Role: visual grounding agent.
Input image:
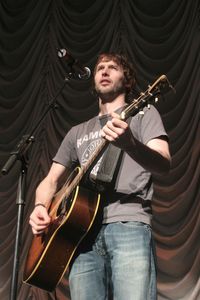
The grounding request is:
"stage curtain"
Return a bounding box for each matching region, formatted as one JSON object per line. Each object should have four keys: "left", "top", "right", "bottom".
{"left": 0, "top": 0, "right": 199, "bottom": 299}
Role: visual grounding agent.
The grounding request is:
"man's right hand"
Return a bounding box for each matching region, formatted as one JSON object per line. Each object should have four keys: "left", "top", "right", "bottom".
{"left": 29, "top": 205, "right": 51, "bottom": 235}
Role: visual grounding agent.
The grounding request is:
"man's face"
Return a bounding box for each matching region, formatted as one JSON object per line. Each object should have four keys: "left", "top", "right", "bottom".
{"left": 94, "top": 59, "right": 125, "bottom": 99}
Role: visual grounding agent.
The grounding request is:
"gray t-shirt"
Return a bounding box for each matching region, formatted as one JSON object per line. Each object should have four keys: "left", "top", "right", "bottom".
{"left": 53, "top": 105, "right": 167, "bottom": 225}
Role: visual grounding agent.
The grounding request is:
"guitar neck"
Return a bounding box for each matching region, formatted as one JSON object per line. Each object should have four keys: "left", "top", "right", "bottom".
{"left": 73, "top": 74, "right": 171, "bottom": 185}
{"left": 51, "top": 74, "right": 173, "bottom": 212}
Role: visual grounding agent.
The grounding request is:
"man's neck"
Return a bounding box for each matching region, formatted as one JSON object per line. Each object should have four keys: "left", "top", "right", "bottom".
{"left": 98, "top": 94, "right": 126, "bottom": 116}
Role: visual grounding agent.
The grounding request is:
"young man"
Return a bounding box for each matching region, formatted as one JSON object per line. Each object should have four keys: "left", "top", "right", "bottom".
{"left": 29, "top": 53, "right": 171, "bottom": 299}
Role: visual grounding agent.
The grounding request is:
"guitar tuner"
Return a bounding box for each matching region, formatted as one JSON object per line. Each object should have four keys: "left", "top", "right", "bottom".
{"left": 154, "top": 97, "right": 159, "bottom": 103}
{"left": 139, "top": 110, "right": 144, "bottom": 115}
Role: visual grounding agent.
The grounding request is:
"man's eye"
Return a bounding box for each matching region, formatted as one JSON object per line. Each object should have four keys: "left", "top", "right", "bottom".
{"left": 110, "top": 65, "right": 118, "bottom": 70}
{"left": 97, "top": 66, "right": 104, "bottom": 71}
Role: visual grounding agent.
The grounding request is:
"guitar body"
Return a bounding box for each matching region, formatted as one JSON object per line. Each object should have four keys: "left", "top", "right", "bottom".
{"left": 23, "top": 185, "right": 100, "bottom": 291}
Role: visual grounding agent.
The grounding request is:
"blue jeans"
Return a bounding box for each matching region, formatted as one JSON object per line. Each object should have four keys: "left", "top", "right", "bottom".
{"left": 69, "top": 222, "right": 157, "bottom": 300}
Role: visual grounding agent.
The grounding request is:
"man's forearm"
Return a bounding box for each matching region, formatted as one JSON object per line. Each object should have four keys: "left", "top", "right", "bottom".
{"left": 35, "top": 177, "right": 58, "bottom": 208}
{"left": 124, "top": 135, "right": 171, "bottom": 175}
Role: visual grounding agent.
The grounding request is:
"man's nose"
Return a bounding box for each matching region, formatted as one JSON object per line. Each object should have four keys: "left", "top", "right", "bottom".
{"left": 102, "top": 68, "right": 109, "bottom": 76}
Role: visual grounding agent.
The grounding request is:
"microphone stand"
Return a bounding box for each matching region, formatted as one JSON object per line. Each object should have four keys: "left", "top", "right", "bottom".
{"left": 1, "top": 73, "right": 73, "bottom": 300}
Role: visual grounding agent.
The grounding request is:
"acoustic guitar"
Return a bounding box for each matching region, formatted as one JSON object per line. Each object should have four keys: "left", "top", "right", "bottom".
{"left": 23, "top": 75, "right": 172, "bottom": 291}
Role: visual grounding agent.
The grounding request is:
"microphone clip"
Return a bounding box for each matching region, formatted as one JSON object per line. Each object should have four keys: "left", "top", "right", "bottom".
{"left": 57, "top": 48, "right": 91, "bottom": 80}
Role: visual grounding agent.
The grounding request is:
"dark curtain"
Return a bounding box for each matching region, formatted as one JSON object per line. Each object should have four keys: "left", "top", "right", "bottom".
{"left": 0, "top": 0, "right": 199, "bottom": 299}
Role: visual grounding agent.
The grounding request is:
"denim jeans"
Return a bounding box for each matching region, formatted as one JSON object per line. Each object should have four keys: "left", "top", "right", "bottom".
{"left": 69, "top": 221, "right": 157, "bottom": 300}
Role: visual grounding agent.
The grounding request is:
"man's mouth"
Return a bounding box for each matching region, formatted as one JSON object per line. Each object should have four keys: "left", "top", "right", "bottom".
{"left": 100, "top": 79, "right": 111, "bottom": 85}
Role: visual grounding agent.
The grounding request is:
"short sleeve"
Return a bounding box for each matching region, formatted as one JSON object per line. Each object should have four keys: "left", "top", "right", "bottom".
{"left": 53, "top": 127, "right": 78, "bottom": 168}
{"left": 138, "top": 105, "right": 168, "bottom": 145}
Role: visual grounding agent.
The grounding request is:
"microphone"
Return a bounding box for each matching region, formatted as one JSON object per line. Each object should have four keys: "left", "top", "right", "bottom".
{"left": 57, "top": 48, "right": 91, "bottom": 80}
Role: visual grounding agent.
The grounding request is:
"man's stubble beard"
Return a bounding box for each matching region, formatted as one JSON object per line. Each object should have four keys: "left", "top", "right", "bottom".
{"left": 95, "top": 81, "right": 126, "bottom": 103}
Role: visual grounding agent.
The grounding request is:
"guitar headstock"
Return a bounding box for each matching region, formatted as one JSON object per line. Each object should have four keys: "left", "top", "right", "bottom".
{"left": 120, "top": 74, "right": 175, "bottom": 120}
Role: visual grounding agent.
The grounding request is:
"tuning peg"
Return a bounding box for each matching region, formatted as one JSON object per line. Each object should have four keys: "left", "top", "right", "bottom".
{"left": 154, "top": 97, "right": 159, "bottom": 103}
{"left": 139, "top": 110, "right": 144, "bottom": 115}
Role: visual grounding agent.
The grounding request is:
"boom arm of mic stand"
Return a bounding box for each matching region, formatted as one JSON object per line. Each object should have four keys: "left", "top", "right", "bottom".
{"left": 1, "top": 135, "right": 34, "bottom": 175}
